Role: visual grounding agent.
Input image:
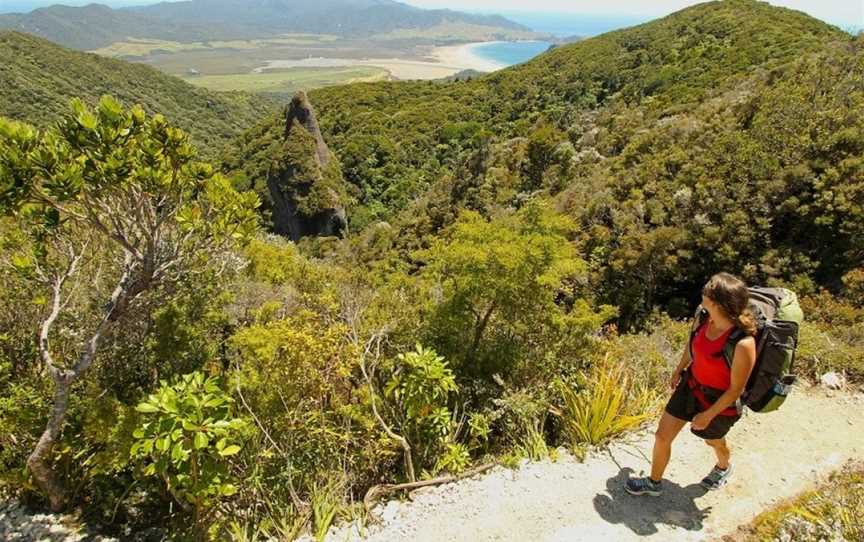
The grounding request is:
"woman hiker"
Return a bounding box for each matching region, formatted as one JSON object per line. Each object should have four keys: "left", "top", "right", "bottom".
{"left": 625, "top": 272, "right": 757, "bottom": 496}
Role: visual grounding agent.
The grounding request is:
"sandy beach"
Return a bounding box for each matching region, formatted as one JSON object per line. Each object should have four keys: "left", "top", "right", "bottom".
{"left": 431, "top": 42, "right": 507, "bottom": 73}
{"left": 254, "top": 42, "right": 506, "bottom": 81}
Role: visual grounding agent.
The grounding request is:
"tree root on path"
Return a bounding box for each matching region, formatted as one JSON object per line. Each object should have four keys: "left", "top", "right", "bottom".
{"left": 363, "top": 462, "right": 497, "bottom": 523}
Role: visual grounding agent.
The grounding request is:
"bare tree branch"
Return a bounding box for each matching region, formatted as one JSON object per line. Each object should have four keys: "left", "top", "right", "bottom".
{"left": 38, "top": 244, "right": 85, "bottom": 376}
{"left": 359, "top": 332, "right": 416, "bottom": 483}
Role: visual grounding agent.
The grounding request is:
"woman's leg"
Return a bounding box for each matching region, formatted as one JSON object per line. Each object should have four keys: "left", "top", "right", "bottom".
{"left": 705, "top": 438, "right": 731, "bottom": 469}
{"left": 650, "top": 412, "right": 687, "bottom": 481}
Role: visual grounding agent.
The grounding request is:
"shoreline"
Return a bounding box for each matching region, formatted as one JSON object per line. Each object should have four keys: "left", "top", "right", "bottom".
{"left": 254, "top": 41, "right": 509, "bottom": 81}
{"left": 430, "top": 42, "right": 508, "bottom": 74}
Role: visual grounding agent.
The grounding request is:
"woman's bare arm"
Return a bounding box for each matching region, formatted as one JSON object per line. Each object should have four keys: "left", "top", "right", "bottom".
{"left": 703, "top": 336, "right": 757, "bottom": 418}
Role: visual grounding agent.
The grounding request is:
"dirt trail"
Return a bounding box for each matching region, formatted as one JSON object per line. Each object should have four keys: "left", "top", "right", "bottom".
{"left": 323, "top": 385, "right": 864, "bottom": 542}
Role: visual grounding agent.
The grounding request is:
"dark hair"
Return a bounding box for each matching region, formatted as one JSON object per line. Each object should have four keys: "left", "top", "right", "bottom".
{"left": 701, "top": 272, "right": 757, "bottom": 336}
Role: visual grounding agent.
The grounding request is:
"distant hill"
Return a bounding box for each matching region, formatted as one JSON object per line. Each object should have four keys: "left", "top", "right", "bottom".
{"left": 0, "top": 31, "right": 274, "bottom": 159}
{"left": 224, "top": 0, "right": 849, "bottom": 230}
{"left": 130, "top": 0, "right": 528, "bottom": 35}
{"left": 0, "top": 0, "right": 534, "bottom": 50}
{"left": 0, "top": 4, "right": 210, "bottom": 50}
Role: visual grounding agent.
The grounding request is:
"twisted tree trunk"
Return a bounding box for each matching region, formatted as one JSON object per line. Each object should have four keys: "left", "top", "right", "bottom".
{"left": 28, "top": 255, "right": 134, "bottom": 510}
{"left": 26, "top": 371, "right": 75, "bottom": 511}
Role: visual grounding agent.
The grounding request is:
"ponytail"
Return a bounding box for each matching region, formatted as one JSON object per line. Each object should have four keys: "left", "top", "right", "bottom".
{"left": 738, "top": 308, "right": 758, "bottom": 336}
{"left": 703, "top": 272, "right": 757, "bottom": 336}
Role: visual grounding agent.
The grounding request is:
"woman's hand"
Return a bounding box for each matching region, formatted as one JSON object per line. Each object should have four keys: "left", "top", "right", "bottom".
{"left": 669, "top": 369, "right": 683, "bottom": 391}
{"left": 691, "top": 412, "right": 714, "bottom": 431}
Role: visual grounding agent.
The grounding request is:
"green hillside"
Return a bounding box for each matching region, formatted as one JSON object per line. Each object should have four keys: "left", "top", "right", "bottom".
{"left": 225, "top": 0, "right": 857, "bottom": 324}
{"left": 229, "top": 0, "right": 843, "bottom": 217}
{"left": 2, "top": 1, "right": 863, "bottom": 539}
{"left": 0, "top": 31, "right": 276, "bottom": 159}
{"left": 0, "top": 3, "right": 205, "bottom": 51}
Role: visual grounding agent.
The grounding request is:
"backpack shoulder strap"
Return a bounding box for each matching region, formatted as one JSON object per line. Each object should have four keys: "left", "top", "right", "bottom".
{"left": 689, "top": 306, "right": 708, "bottom": 363}
{"left": 721, "top": 328, "right": 746, "bottom": 369}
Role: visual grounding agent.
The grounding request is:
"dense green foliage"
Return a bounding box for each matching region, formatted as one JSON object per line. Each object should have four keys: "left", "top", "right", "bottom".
{"left": 226, "top": 0, "right": 859, "bottom": 326}
{"left": 415, "top": 203, "right": 616, "bottom": 387}
{"left": 1, "top": 1, "right": 863, "bottom": 539}
{"left": 0, "top": 31, "right": 275, "bottom": 161}
{"left": 566, "top": 36, "right": 864, "bottom": 324}
{"left": 0, "top": 96, "right": 259, "bottom": 522}
{"left": 132, "top": 372, "right": 249, "bottom": 535}
{"left": 268, "top": 0, "right": 844, "bottom": 224}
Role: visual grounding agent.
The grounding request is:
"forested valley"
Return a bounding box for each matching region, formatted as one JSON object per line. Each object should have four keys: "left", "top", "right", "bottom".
{"left": 1, "top": 1, "right": 862, "bottom": 539}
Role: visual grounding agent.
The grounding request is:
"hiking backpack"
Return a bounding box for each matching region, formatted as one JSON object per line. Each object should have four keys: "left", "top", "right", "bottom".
{"left": 689, "top": 286, "right": 804, "bottom": 413}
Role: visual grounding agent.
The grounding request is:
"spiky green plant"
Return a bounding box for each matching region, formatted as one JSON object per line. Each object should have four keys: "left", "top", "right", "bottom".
{"left": 553, "top": 358, "right": 656, "bottom": 446}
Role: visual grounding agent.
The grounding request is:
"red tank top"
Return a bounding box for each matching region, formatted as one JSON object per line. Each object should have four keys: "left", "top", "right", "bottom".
{"left": 691, "top": 322, "right": 735, "bottom": 391}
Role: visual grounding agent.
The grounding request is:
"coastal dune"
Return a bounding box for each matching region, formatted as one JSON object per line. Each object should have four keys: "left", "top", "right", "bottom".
{"left": 254, "top": 42, "right": 508, "bottom": 80}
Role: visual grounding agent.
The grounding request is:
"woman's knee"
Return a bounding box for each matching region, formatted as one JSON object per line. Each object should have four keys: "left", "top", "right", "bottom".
{"left": 655, "top": 426, "right": 678, "bottom": 445}
{"left": 654, "top": 430, "right": 671, "bottom": 445}
{"left": 655, "top": 414, "right": 685, "bottom": 444}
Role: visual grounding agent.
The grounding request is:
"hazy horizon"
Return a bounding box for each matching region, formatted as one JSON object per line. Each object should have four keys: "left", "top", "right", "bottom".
{"left": 419, "top": 1, "right": 862, "bottom": 30}
{"left": 1, "top": 0, "right": 860, "bottom": 33}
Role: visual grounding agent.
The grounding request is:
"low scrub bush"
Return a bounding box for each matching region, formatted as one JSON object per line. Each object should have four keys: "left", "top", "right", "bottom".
{"left": 796, "top": 322, "right": 864, "bottom": 382}
{"left": 132, "top": 372, "right": 251, "bottom": 538}
{"left": 552, "top": 356, "right": 659, "bottom": 448}
{"left": 744, "top": 461, "right": 864, "bottom": 542}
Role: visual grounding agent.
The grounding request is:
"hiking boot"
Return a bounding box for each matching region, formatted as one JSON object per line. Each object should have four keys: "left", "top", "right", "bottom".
{"left": 624, "top": 476, "right": 662, "bottom": 496}
{"left": 700, "top": 463, "right": 733, "bottom": 490}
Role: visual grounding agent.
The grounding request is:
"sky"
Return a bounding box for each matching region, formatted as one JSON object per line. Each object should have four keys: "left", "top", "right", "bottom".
{"left": 0, "top": 0, "right": 861, "bottom": 30}
{"left": 409, "top": 0, "right": 863, "bottom": 30}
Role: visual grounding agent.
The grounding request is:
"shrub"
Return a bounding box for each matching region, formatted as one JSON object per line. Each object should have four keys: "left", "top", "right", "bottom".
{"left": 131, "top": 372, "right": 250, "bottom": 537}
{"left": 417, "top": 202, "right": 615, "bottom": 389}
{"left": 796, "top": 321, "right": 864, "bottom": 382}
{"left": 552, "top": 356, "right": 659, "bottom": 448}
{"left": 310, "top": 479, "right": 341, "bottom": 542}
{"left": 843, "top": 268, "right": 864, "bottom": 307}
{"left": 382, "top": 343, "right": 460, "bottom": 473}
{"left": 744, "top": 461, "right": 864, "bottom": 542}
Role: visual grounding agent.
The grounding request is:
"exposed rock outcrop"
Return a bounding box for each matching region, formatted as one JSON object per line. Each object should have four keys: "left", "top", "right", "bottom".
{"left": 267, "top": 91, "right": 348, "bottom": 241}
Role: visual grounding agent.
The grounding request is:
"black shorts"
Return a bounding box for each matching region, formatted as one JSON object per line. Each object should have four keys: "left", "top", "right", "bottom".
{"left": 665, "top": 374, "right": 740, "bottom": 440}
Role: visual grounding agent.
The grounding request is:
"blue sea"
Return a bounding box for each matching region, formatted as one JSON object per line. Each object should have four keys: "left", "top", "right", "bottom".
{"left": 500, "top": 12, "right": 652, "bottom": 38}
{"left": 470, "top": 41, "right": 553, "bottom": 67}
{"left": 467, "top": 13, "right": 653, "bottom": 68}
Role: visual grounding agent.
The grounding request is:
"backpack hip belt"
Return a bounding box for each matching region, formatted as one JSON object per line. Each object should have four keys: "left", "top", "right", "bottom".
{"left": 686, "top": 370, "right": 741, "bottom": 417}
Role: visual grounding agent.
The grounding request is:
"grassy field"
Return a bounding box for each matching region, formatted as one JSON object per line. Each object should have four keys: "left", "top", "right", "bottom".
{"left": 373, "top": 21, "right": 547, "bottom": 42}
{"left": 90, "top": 31, "right": 481, "bottom": 95}
{"left": 127, "top": 38, "right": 424, "bottom": 76}
{"left": 181, "top": 66, "right": 390, "bottom": 94}
{"left": 92, "top": 34, "right": 340, "bottom": 58}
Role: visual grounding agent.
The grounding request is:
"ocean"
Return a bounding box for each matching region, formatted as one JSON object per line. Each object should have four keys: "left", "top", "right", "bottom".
{"left": 470, "top": 41, "right": 553, "bottom": 68}
{"left": 500, "top": 12, "right": 652, "bottom": 38}
{"left": 467, "top": 13, "right": 653, "bottom": 69}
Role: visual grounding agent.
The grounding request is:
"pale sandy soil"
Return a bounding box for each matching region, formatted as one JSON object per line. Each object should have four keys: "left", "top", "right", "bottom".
{"left": 254, "top": 42, "right": 505, "bottom": 80}
{"left": 312, "top": 385, "right": 864, "bottom": 542}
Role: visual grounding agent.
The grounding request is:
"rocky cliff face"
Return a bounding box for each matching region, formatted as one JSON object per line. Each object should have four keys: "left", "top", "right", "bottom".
{"left": 267, "top": 91, "right": 348, "bottom": 241}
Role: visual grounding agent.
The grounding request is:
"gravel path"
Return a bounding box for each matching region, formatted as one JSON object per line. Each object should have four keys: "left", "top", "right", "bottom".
{"left": 0, "top": 501, "right": 117, "bottom": 542}
{"left": 318, "top": 385, "right": 864, "bottom": 542}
